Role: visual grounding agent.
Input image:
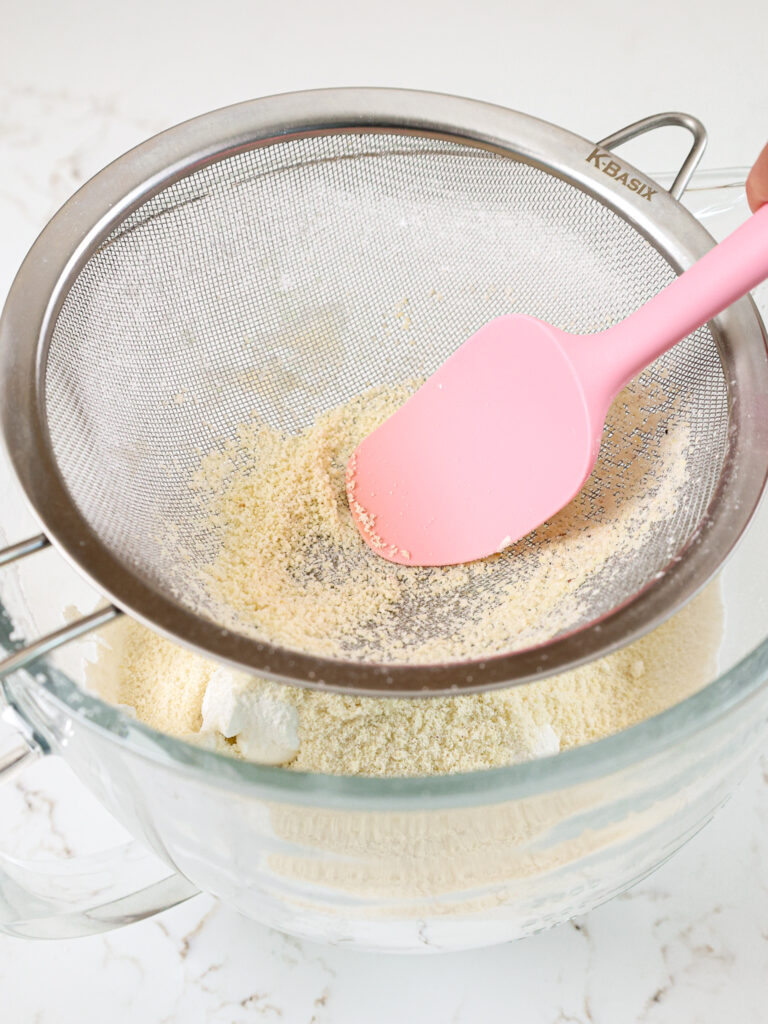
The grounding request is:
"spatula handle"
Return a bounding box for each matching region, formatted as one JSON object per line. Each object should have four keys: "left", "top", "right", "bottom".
{"left": 600, "top": 202, "right": 768, "bottom": 395}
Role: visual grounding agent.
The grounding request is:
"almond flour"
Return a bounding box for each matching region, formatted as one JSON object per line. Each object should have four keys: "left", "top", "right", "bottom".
{"left": 87, "top": 379, "right": 723, "bottom": 777}
{"left": 187, "top": 377, "right": 691, "bottom": 664}
{"left": 91, "top": 579, "right": 721, "bottom": 775}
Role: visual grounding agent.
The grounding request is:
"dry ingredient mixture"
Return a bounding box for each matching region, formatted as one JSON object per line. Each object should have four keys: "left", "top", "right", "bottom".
{"left": 88, "top": 379, "right": 723, "bottom": 777}
{"left": 93, "top": 581, "right": 721, "bottom": 775}
{"left": 186, "top": 376, "right": 691, "bottom": 663}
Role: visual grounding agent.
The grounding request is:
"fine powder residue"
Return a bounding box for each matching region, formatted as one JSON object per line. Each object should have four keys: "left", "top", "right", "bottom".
{"left": 85, "top": 376, "right": 723, "bottom": 776}
{"left": 91, "top": 580, "right": 722, "bottom": 775}
{"left": 185, "top": 377, "right": 692, "bottom": 664}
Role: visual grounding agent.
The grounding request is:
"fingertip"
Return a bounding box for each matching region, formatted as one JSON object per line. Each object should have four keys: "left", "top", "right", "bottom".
{"left": 746, "top": 142, "right": 768, "bottom": 213}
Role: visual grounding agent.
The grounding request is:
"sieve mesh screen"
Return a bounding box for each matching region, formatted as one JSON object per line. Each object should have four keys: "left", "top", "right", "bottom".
{"left": 44, "top": 131, "right": 729, "bottom": 664}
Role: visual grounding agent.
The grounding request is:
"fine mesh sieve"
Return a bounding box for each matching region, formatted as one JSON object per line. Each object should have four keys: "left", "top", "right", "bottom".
{"left": 2, "top": 90, "right": 768, "bottom": 695}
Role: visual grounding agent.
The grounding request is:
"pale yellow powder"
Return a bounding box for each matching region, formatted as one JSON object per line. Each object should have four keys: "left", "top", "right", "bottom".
{"left": 186, "top": 378, "right": 691, "bottom": 664}
{"left": 92, "top": 579, "right": 721, "bottom": 776}
{"left": 87, "top": 377, "right": 722, "bottom": 777}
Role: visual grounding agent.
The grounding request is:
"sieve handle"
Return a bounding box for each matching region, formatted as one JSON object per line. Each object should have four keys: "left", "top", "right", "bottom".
{"left": 0, "top": 533, "right": 123, "bottom": 683}
{"left": 598, "top": 112, "right": 707, "bottom": 200}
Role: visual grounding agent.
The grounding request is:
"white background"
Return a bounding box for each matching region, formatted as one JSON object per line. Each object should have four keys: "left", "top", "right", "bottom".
{"left": 1, "top": 0, "right": 768, "bottom": 1020}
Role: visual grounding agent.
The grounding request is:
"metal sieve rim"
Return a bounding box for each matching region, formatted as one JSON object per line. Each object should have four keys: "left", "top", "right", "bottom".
{"left": 2, "top": 88, "right": 768, "bottom": 696}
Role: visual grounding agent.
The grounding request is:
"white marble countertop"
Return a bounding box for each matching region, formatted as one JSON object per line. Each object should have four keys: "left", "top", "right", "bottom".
{"left": 4, "top": 747, "right": 768, "bottom": 1023}
{"left": 4, "top": 745, "right": 768, "bottom": 1024}
{"left": 2, "top": 2, "right": 768, "bottom": 1020}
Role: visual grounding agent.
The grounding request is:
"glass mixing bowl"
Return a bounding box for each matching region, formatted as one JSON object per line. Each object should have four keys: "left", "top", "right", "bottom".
{"left": 1, "top": 169, "right": 767, "bottom": 952}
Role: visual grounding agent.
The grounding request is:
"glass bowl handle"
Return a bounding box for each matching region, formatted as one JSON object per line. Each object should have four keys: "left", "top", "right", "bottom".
{"left": 0, "top": 535, "right": 198, "bottom": 937}
{"left": 0, "top": 708, "right": 198, "bottom": 939}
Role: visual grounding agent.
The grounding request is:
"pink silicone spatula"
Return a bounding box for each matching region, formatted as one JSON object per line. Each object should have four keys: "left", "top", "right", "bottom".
{"left": 347, "top": 204, "right": 768, "bottom": 566}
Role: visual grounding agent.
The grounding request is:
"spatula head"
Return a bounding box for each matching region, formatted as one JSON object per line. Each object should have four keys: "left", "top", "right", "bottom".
{"left": 347, "top": 315, "right": 603, "bottom": 565}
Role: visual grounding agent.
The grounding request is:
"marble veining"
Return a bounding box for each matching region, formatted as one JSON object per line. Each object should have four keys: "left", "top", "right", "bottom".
{"left": 2, "top": 38, "right": 768, "bottom": 1024}
{"left": 3, "top": 726, "right": 768, "bottom": 1023}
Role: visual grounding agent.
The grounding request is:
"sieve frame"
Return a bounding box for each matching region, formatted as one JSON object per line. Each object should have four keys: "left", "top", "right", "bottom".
{"left": 1, "top": 88, "right": 767, "bottom": 696}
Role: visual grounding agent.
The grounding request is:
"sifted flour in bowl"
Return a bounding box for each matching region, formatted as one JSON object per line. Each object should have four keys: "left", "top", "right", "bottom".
{"left": 87, "top": 379, "right": 723, "bottom": 777}
{"left": 91, "top": 581, "right": 721, "bottom": 775}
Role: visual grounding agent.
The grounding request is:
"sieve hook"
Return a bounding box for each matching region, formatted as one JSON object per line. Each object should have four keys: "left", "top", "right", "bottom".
{"left": 598, "top": 112, "right": 707, "bottom": 201}
{"left": 0, "top": 534, "right": 122, "bottom": 682}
